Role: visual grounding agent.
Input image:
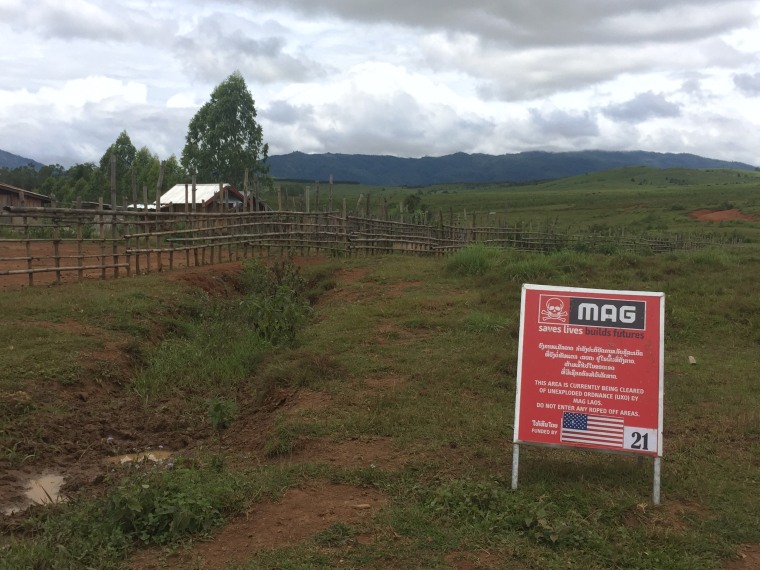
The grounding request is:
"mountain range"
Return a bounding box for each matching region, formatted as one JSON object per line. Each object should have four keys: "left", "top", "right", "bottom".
{"left": 2, "top": 147, "right": 756, "bottom": 187}
{"left": 0, "top": 149, "right": 44, "bottom": 171}
{"left": 267, "top": 150, "right": 757, "bottom": 186}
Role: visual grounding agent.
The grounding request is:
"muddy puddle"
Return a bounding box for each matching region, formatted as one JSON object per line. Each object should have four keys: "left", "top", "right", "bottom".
{"left": 3, "top": 473, "right": 66, "bottom": 516}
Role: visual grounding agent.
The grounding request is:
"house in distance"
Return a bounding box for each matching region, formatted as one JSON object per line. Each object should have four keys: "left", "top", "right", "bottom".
{"left": 0, "top": 182, "right": 52, "bottom": 209}
{"left": 134, "top": 183, "right": 271, "bottom": 212}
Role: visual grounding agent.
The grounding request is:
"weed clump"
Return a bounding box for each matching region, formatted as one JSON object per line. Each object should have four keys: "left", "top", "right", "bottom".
{"left": 134, "top": 258, "right": 312, "bottom": 399}
{"left": 3, "top": 466, "right": 255, "bottom": 568}
{"left": 240, "top": 258, "right": 311, "bottom": 344}
{"left": 424, "top": 478, "right": 593, "bottom": 547}
{"left": 447, "top": 245, "right": 503, "bottom": 276}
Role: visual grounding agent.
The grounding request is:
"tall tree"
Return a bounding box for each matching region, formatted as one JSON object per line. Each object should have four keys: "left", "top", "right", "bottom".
{"left": 181, "top": 71, "right": 269, "bottom": 189}
{"left": 129, "top": 148, "right": 184, "bottom": 199}
{"left": 100, "top": 130, "right": 137, "bottom": 201}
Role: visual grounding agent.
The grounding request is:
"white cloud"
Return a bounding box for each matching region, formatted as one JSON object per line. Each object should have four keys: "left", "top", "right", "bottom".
{"left": 734, "top": 73, "right": 760, "bottom": 95}
{"left": 604, "top": 92, "right": 682, "bottom": 122}
{"left": 529, "top": 108, "right": 599, "bottom": 139}
{"left": 0, "top": 0, "right": 167, "bottom": 42}
{"left": 0, "top": 0, "right": 759, "bottom": 167}
{"left": 172, "top": 12, "right": 328, "bottom": 84}
{"left": 0, "top": 77, "right": 147, "bottom": 118}
{"left": 261, "top": 63, "right": 494, "bottom": 157}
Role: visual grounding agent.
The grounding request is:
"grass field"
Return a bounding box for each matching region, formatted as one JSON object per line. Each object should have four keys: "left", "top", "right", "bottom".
{"left": 287, "top": 166, "right": 760, "bottom": 241}
{"left": 1, "top": 169, "right": 759, "bottom": 569}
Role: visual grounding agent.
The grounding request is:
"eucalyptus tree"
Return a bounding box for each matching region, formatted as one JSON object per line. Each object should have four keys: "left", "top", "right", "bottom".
{"left": 99, "top": 130, "right": 137, "bottom": 199}
{"left": 181, "top": 71, "right": 269, "bottom": 189}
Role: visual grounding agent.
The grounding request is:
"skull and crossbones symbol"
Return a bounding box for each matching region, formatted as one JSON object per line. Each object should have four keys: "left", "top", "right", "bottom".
{"left": 541, "top": 297, "right": 568, "bottom": 322}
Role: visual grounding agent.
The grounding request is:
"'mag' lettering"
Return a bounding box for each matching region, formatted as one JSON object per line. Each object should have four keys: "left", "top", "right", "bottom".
{"left": 569, "top": 298, "right": 646, "bottom": 330}
{"left": 577, "top": 303, "right": 636, "bottom": 323}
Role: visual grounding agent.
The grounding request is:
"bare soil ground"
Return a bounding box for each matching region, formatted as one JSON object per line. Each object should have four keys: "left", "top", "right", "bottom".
{"left": 0, "top": 240, "right": 247, "bottom": 290}
{"left": 0, "top": 258, "right": 411, "bottom": 569}
{"left": 688, "top": 208, "right": 760, "bottom": 222}
{"left": 725, "top": 545, "right": 760, "bottom": 570}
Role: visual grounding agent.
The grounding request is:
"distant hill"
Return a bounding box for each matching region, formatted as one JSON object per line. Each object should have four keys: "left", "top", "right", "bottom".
{"left": 0, "top": 148, "right": 44, "bottom": 170}
{"left": 267, "top": 150, "right": 757, "bottom": 186}
{"left": 2, "top": 146, "right": 756, "bottom": 186}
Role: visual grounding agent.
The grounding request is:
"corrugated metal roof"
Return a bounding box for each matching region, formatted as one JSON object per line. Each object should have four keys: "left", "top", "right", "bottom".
{"left": 159, "top": 183, "right": 235, "bottom": 205}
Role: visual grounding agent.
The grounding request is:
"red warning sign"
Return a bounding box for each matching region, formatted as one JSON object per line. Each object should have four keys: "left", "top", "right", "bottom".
{"left": 514, "top": 285, "right": 664, "bottom": 456}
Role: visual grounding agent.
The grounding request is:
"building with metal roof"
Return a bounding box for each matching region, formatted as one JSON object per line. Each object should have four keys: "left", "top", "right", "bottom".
{"left": 153, "top": 183, "right": 271, "bottom": 212}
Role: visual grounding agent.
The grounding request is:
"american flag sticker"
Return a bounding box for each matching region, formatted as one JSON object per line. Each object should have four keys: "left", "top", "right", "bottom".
{"left": 561, "top": 412, "right": 624, "bottom": 448}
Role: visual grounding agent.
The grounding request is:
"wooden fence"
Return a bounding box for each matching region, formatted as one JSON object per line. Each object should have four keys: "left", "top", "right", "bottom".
{"left": 0, "top": 204, "right": 739, "bottom": 287}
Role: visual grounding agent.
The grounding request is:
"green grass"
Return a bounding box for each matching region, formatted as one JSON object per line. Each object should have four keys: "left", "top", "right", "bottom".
{"left": 2, "top": 190, "right": 760, "bottom": 568}
{"left": 309, "top": 167, "right": 760, "bottom": 243}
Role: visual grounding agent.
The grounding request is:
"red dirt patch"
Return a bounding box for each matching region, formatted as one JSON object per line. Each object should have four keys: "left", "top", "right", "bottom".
{"left": 620, "top": 499, "right": 711, "bottom": 533}
{"left": 0, "top": 241, "right": 224, "bottom": 291}
{"left": 445, "top": 549, "right": 523, "bottom": 570}
{"left": 281, "top": 388, "right": 332, "bottom": 420}
{"left": 283, "top": 436, "right": 405, "bottom": 471}
{"left": 170, "top": 262, "right": 244, "bottom": 295}
{"left": 384, "top": 280, "right": 423, "bottom": 298}
{"left": 364, "top": 375, "right": 407, "bottom": 391}
{"left": 130, "top": 481, "right": 387, "bottom": 570}
{"left": 726, "top": 545, "right": 760, "bottom": 570}
{"left": 316, "top": 268, "right": 373, "bottom": 305}
{"left": 688, "top": 209, "right": 760, "bottom": 222}
{"left": 169, "top": 255, "right": 330, "bottom": 296}
{"left": 335, "top": 268, "right": 370, "bottom": 283}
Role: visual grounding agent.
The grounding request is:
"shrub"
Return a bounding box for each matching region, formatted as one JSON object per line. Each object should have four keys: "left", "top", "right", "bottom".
{"left": 447, "top": 245, "right": 503, "bottom": 276}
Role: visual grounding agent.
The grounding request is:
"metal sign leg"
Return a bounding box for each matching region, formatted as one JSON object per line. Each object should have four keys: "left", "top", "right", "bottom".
{"left": 653, "top": 457, "right": 662, "bottom": 505}
{"left": 511, "top": 444, "right": 520, "bottom": 490}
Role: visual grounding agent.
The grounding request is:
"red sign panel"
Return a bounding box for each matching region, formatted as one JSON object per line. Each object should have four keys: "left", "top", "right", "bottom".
{"left": 514, "top": 285, "right": 664, "bottom": 456}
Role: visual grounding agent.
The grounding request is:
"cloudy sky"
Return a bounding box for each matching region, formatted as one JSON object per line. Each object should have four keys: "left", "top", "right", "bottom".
{"left": 1, "top": 0, "right": 759, "bottom": 167}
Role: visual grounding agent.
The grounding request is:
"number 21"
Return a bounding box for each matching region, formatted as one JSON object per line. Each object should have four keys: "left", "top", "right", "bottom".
{"left": 630, "top": 432, "right": 649, "bottom": 450}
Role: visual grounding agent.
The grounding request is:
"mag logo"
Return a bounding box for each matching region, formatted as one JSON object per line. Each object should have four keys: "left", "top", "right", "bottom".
{"left": 539, "top": 295, "right": 646, "bottom": 330}
{"left": 570, "top": 297, "right": 646, "bottom": 330}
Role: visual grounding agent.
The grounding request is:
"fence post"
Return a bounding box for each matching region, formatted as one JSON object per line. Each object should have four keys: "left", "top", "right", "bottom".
{"left": 19, "top": 190, "right": 33, "bottom": 286}
{"left": 98, "top": 198, "right": 106, "bottom": 279}
{"left": 143, "top": 184, "right": 150, "bottom": 274}
{"left": 343, "top": 198, "right": 350, "bottom": 256}
{"left": 243, "top": 167, "right": 250, "bottom": 212}
{"left": 191, "top": 175, "right": 198, "bottom": 267}
{"left": 50, "top": 194, "right": 61, "bottom": 285}
{"left": 156, "top": 162, "right": 165, "bottom": 271}
{"left": 254, "top": 174, "right": 259, "bottom": 213}
{"left": 110, "top": 155, "right": 119, "bottom": 278}
{"left": 329, "top": 174, "right": 333, "bottom": 213}
{"left": 76, "top": 196, "right": 84, "bottom": 282}
{"left": 123, "top": 197, "right": 131, "bottom": 277}
{"left": 131, "top": 169, "right": 137, "bottom": 208}
{"left": 130, "top": 172, "right": 137, "bottom": 273}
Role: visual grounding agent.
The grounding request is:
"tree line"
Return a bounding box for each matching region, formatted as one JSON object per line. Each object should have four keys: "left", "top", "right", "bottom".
{"left": 0, "top": 71, "right": 269, "bottom": 206}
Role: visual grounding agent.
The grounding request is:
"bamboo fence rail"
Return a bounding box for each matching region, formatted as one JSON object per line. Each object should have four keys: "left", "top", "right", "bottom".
{"left": 0, "top": 204, "right": 741, "bottom": 287}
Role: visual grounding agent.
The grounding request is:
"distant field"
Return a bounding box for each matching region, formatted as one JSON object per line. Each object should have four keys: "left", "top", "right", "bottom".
{"left": 273, "top": 166, "right": 760, "bottom": 241}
